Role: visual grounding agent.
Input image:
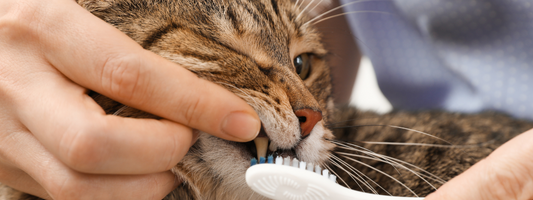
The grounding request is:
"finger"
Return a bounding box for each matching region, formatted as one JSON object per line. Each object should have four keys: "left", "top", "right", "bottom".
{"left": 0, "top": 160, "right": 49, "bottom": 199}
{"left": 426, "top": 129, "right": 533, "bottom": 200}
{"left": 15, "top": 71, "right": 195, "bottom": 174}
{"left": 38, "top": 0, "right": 260, "bottom": 141}
{"left": 2, "top": 127, "right": 177, "bottom": 200}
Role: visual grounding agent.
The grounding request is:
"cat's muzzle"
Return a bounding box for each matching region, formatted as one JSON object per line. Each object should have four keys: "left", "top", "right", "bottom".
{"left": 244, "top": 125, "right": 296, "bottom": 161}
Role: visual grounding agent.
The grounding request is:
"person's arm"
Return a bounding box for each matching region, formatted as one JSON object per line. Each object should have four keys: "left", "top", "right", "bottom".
{"left": 0, "top": 0, "right": 260, "bottom": 199}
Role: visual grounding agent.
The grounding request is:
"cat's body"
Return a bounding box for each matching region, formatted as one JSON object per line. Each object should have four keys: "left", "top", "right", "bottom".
{"left": 1, "top": 0, "right": 532, "bottom": 199}
{"left": 333, "top": 107, "right": 533, "bottom": 196}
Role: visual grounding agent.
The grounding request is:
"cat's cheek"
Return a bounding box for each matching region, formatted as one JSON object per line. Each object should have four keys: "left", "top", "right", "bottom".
{"left": 295, "top": 122, "right": 335, "bottom": 165}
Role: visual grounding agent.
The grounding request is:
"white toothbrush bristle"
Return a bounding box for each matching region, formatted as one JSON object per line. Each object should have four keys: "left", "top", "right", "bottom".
{"left": 292, "top": 158, "right": 299, "bottom": 167}
{"left": 299, "top": 161, "right": 306, "bottom": 170}
{"left": 329, "top": 174, "right": 337, "bottom": 183}
{"left": 307, "top": 163, "right": 314, "bottom": 171}
{"left": 322, "top": 169, "right": 329, "bottom": 178}
{"left": 284, "top": 157, "right": 291, "bottom": 166}
{"left": 315, "top": 165, "right": 321, "bottom": 174}
{"left": 275, "top": 156, "right": 283, "bottom": 165}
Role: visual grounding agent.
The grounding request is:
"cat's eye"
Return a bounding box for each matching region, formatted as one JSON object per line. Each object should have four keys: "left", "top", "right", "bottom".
{"left": 293, "top": 53, "right": 311, "bottom": 80}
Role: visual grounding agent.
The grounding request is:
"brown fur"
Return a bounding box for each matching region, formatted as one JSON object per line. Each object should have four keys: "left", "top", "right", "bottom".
{"left": 1, "top": 0, "right": 532, "bottom": 199}
{"left": 333, "top": 107, "right": 533, "bottom": 196}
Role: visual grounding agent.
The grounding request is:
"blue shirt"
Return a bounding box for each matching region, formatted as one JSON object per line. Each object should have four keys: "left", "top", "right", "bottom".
{"left": 341, "top": 0, "right": 533, "bottom": 120}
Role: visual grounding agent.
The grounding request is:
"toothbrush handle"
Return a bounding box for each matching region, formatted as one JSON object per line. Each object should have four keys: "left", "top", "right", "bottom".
{"left": 246, "top": 164, "right": 425, "bottom": 200}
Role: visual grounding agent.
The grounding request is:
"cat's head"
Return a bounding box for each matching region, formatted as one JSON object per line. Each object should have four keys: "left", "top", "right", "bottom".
{"left": 79, "top": 0, "right": 335, "bottom": 199}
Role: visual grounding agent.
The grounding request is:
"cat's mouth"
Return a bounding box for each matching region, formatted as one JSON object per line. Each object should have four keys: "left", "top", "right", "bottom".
{"left": 243, "top": 125, "right": 297, "bottom": 161}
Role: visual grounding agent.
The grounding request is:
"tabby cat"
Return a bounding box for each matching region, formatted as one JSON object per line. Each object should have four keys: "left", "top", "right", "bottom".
{"left": 2, "top": 0, "right": 532, "bottom": 199}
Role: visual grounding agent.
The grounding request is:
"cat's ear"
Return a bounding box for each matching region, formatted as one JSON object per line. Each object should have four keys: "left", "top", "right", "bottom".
{"left": 299, "top": 0, "right": 333, "bottom": 18}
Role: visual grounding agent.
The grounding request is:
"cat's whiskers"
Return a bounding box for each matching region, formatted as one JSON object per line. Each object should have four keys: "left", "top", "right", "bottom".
{"left": 325, "top": 117, "right": 382, "bottom": 127}
{"left": 328, "top": 157, "right": 365, "bottom": 191}
{"left": 296, "top": 0, "right": 306, "bottom": 9}
{"left": 330, "top": 154, "right": 386, "bottom": 194}
{"left": 359, "top": 141, "right": 480, "bottom": 148}
{"left": 330, "top": 139, "right": 446, "bottom": 195}
{"left": 113, "top": 105, "right": 129, "bottom": 116}
{"left": 335, "top": 143, "right": 446, "bottom": 185}
{"left": 323, "top": 163, "right": 349, "bottom": 187}
{"left": 307, "top": 0, "right": 324, "bottom": 18}
{"left": 331, "top": 143, "right": 419, "bottom": 195}
{"left": 296, "top": 0, "right": 316, "bottom": 20}
{"left": 330, "top": 141, "right": 400, "bottom": 191}
{"left": 332, "top": 156, "right": 376, "bottom": 193}
{"left": 331, "top": 140, "right": 402, "bottom": 174}
{"left": 303, "top": 0, "right": 390, "bottom": 26}
{"left": 312, "top": 10, "right": 393, "bottom": 25}
{"left": 339, "top": 155, "right": 421, "bottom": 197}
{"left": 337, "top": 152, "right": 446, "bottom": 184}
{"left": 330, "top": 124, "right": 452, "bottom": 144}
{"left": 333, "top": 140, "right": 446, "bottom": 184}
{"left": 308, "top": 0, "right": 325, "bottom": 16}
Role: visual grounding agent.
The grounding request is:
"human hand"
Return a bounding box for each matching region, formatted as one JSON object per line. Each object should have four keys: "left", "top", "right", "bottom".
{"left": 0, "top": 0, "right": 260, "bottom": 199}
{"left": 426, "top": 129, "right": 533, "bottom": 200}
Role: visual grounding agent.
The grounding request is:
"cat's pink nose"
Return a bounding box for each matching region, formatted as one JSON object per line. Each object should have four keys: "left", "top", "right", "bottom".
{"left": 295, "top": 109, "right": 322, "bottom": 137}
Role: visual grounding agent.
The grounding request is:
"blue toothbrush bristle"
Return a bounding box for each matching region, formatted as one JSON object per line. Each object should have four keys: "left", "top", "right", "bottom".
{"left": 251, "top": 155, "right": 274, "bottom": 166}
{"left": 267, "top": 155, "right": 274, "bottom": 163}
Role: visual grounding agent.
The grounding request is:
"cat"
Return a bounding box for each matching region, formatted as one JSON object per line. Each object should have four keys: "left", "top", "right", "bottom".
{"left": 1, "top": 0, "right": 532, "bottom": 199}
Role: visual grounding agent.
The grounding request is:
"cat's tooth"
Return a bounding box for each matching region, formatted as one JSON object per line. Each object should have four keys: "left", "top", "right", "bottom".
{"left": 254, "top": 137, "right": 269, "bottom": 159}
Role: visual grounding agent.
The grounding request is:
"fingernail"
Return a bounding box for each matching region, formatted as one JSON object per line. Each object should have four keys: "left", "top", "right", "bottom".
{"left": 221, "top": 112, "right": 261, "bottom": 141}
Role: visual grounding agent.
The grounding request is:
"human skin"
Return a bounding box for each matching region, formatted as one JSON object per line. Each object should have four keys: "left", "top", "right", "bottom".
{"left": 0, "top": 0, "right": 260, "bottom": 199}
{"left": 425, "top": 128, "right": 533, "bottom": 200}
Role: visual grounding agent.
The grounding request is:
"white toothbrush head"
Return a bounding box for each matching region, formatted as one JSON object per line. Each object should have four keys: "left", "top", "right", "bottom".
{"left": 245, "top": 156, "right": 425, "bottom": 200}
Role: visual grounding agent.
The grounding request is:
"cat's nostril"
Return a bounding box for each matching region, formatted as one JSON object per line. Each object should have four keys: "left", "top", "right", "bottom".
{"left": 294, "top": 109, "right": 322, "bottom": 137}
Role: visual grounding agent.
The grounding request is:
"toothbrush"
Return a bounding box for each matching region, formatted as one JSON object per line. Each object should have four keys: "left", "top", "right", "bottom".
{"left": 246, "top": 156, "right": 425, "bottom": 200}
